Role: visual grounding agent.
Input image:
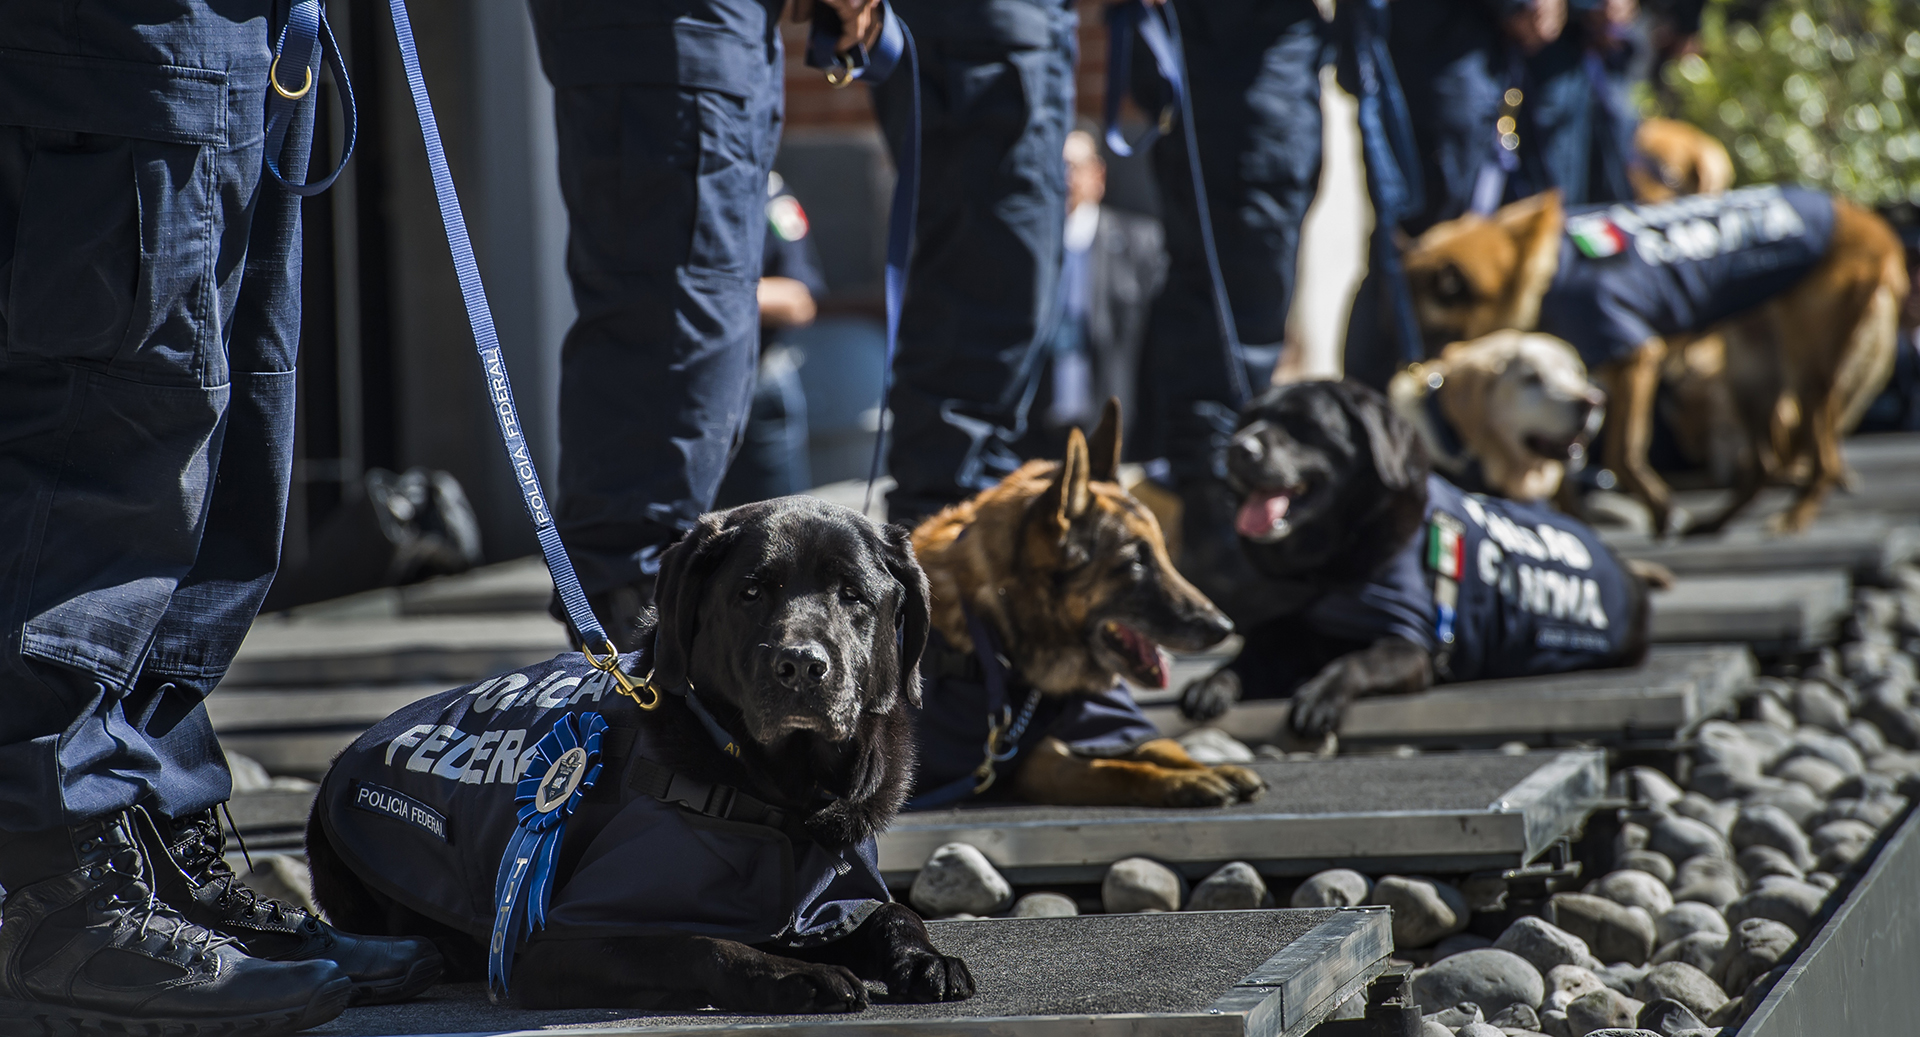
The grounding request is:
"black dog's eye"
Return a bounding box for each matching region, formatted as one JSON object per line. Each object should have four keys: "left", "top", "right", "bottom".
{"left": 740, "top": 581, "right": 762, "bottom": 602}
{"left": 839, "top": 585, "right": 865, "bottom": 606}
{"left": 1433, "top": 264, "right": 1471, "bottom": 304}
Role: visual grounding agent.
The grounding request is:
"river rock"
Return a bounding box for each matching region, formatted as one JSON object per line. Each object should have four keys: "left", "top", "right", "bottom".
{"left": 1647, "top": 816, "right": 1730, "bottom": 865}
{"left": 1488, "top": 1002, "right": 1543, "bottom": 1031}
{"left": 1612, "top": 767, "right": 1686, "bottom": 811}
{"left": 1830, "top": 770, "right": 1901, "bottom": 800}
{"left": 1670, "top": 881, "right": 1740, "bottom": 909}
{"left": 1593, "top": 962, "right": 1650, "bottom": 996}
{"left": 1291, "top": 867, "right": 1371, "bottom": 908}
{"left": 1541, "top": 1008, "right": 1573, "bottom": 1036}
{"left": 1687, "top": 765, "right": 1767, "bottom": 800}
{"left": 1845, "top": 718, "right": 1889, "bottom": 757}
{"left": 910, "top": 843, "right": 1014, "bottom": 916}
{"left": 1635, "top": 997, "right": 1706, "bottom": 1037}
{"left": 1711, "top": 917, "right": 1797, "bottom": 993}
{"left": 1654, "top": 902, "right": 1729, "bottom": 946}
{"left": 1189, "top": 861, "right": 1272, "bottom": 910}
{"left": 1436, "top": 932, "right": 1495, "bottom": 961}
{"left": 1102, "top": 857, "right": 1183, "bottom": 913}
{"left": 1811, "top": 818, "right": 1878, "bottom": 871}
{"left": 1809, "top": 793, "right": 1907, "bottom": 831}
{"left": 1694, "top": 721, "right": 1765, "bottom": 777}
{"left": 1545, "top": 964, "right": 1608, "bottom": 1011}
{"left": 1010, "top": 892, "right": 1078, "bottom": 917}
{"left": 1373, "top": 875, "right": 1470, "bottom": 948}
{"left": 1735, "top": 843, "right": 1804, "bottom": 885}
{"left": 1771, "top": 756, "right": 1847, "bottom": 797}
{"left": 1417, "top": 1021, "right": 1452, "bottom": 1037}
{"left": 1566, "top": 988, "right": 1643, "bottom": 1036}
{"left": 1785, "top": 728, "right": 1866, "bottom": 776}
{"left": 1618, "top": 850, "right": 1676, "bottom": 886}
{"left": 1614, "top": 822, "right": 1650, "bottom": 867}
{"left": 1631, "top": 962, "right": 1728, "bottom": 1020}
{"left": 1425, "top": 1002, "right": 1484, "bottom": 1029}
{"left": 1546, "top": 893, "right": 1656, "bottom": 966}
{"left": 1724, "top": 879, "right": 1827, "bottom": 936}
{"left": 1457, "top": 1023, "right": 1507, "bottom": 1037}
{"left": 1178, "top": 727, "right": 1254, "bottom": 764}
{"left": 1807, "top": 871, "right": 1839, "bottom": 890}
{"left": 1675, "top": 854, "right": 1745, "bottom": 891}
{"left": 1792, "top": 680, "right": 1851, "bottom": 732}
{"left": 1672, "top": 793, "right": 1737, "bottom": 836}
{"left": 1495, "top": 916, "right": 1603, "bottom": 975}
{"left": 1651, "top": 931, "right": 1726, "bottom": 973}
{"left": 1586, "top": 870, "right": 1674, "bottom": 916}
{"left": 1730, "top": 805, "right": 1814, "bottom": 869}
{"left": 1740, "top": 782, "right": 1824, "bottom": 827}
{"left": 1411, "top": 949, "right": 1545, "bottom": 1015}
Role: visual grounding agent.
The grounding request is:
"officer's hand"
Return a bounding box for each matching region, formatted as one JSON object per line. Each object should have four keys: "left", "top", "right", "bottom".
{"left": 758, "top": 276, "right": 818, "bottom": 329}
{"left": 790, "top": 0, "right": 884, "bottom": 56}
{"left": 1504, "top": 0, "right": 1566, "bottom": 53}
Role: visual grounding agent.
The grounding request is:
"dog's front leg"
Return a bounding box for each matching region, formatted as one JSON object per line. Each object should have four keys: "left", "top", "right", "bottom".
{"left": 1598, "top": 339, "right": 1674, "bottom": 534}
{"left": 515, "top": 933, "right": 869, "bottom": 1013}
{"left": 1011, "top": 736, "right": 1260, "bottom": 807}
{"left": 1285, "top": 636, "right": 1432, "bottom": 739}
{"left": 788, "top": 902, "right": 974, "bottom": 1003}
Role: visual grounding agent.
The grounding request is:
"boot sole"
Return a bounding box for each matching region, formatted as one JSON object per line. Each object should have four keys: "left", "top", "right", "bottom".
{"left": 348, "top": 949, "right": 445, "bottom": 1006}
{"left": 0, "top": 974, "right": 352, "bottom": 1037}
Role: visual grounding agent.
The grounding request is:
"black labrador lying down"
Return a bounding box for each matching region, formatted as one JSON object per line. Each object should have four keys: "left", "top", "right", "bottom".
{"left": 308, "top": 498, "right": 973, "bottom": 1012}
{"left": 1181, "top": 380, "right": 1665, "bottom": 739}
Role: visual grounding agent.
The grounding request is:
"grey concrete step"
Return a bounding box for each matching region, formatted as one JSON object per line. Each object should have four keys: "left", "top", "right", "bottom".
{"left": 1648, "top": 570, "right": 1851, "bottom": 653}
{"left": 1606, "top": 514, "right": 1920, "bottom": 582}
{"left": 225, "top": 613, "right": 569, "bottom": 687}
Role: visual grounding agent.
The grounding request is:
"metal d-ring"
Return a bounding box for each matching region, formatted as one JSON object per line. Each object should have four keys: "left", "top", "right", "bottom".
{"left": 825, "top": 58, "right": 856, "bottom": 89}
{"left": 269, "top": 55, "right": 314, "bottom": 101}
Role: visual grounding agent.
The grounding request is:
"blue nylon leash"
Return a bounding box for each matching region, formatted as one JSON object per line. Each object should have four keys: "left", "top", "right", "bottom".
{"left": 265, "top": 0, "right": 356, "bottom": 196}
{"left": 803, "top": 4, "right": 919, "bottom": 513}
{"left": 1340, "top": 0, "right": 1427, "bottom": 365}
{"left": 1105, "top": 0, "right": 1250, "bottom": 407}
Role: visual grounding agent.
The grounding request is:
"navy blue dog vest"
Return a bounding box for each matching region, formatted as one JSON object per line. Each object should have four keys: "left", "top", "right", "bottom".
{"left": 316, "top": 654, "right": 888, "bottom": 949}
{"left": 1541, "top": 184, "right": 1835, "bottom": 368}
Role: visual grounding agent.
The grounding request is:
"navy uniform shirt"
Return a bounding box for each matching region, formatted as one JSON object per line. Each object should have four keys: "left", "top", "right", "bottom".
{"left": 316, "top": 654, "right": 887, "bottom": 948}
{"left": 761, "top": 172, "right": 827, "bottom": 302}
{"left": 1541, "top": 185, "right": 1836, "bottom": 369}
{"left": 907, "top": 630, "right": 1160, "bottom": 807}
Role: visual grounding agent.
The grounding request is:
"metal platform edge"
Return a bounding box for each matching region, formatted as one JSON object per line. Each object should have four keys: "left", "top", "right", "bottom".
{"left": 1737, "top": 803, "right": 1920, "bottom": 1037}
{"left": 1488, "top": 749, "right": 1605, "bottom": 863}
{"left": 352, "top": 910, "right": 1393, "bottom": 1037}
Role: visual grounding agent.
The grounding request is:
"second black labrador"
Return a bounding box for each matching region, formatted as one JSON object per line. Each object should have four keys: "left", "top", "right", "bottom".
{"left": 1181, "top": 380, "right": 1661, "bottom": 739}
{"left": 308, "top": 497, "right": 973, "bottom": 1012}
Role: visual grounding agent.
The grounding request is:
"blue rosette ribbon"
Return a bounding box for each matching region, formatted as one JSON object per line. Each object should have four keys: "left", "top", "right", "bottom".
{"left": 486, "top": 710, "right": 606, "bottom": 999}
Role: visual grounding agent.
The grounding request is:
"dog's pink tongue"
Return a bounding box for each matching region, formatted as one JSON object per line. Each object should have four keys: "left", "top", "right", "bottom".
{"left": 1236, "top": 491, "right": 1290, "bottom": 538}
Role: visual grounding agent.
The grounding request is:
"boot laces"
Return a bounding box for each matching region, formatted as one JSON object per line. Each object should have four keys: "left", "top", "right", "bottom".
{"left": 180, "top": 815, "right": 300, "bottom": 927}
{"left": 98, "top": 843, "right": 240, "bottom": 959}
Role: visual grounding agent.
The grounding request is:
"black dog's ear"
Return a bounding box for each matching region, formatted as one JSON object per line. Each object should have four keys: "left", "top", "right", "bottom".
{"left": 648, "top": 514, "right": 738, "bottom": 694}
{"left": 1345, "top": 381, "right": 1427, "bottom": 491}
{"left": 878, "top": 523, "right": 931, "bottom": 709}
{"left": 1087, "top": 397, "right": 1122, "bottom": 484}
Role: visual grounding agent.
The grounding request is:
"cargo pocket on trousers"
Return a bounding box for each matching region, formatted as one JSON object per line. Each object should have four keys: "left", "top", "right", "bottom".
{"left": 6, "top": 135, "right": 140, "bottom": 361}
{"left": 687, "top": 91, "right": 762, "bottom": 281}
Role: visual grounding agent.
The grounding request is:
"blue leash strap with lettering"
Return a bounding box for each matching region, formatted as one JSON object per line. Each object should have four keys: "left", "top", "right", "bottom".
{"left": 1104, "top": 0, "right": 1248, "bottom": 407}
{"left": 487, "top": 711, "right": 607, "bottom": 999}
{"left": 1338, "top": 0, "right": 1426, "bottom": 365}
{"left": 265, "top": 0, "right": 356, "bottom": 196}
{"left": 804, "top": 3, "right": 919, "bottom": 510}
{"left": 384, "top": 0, "right": 613, "bottom": 658}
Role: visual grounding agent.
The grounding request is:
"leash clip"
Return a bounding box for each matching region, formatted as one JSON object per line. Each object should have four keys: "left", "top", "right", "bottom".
{"left": 269, "top": 55, "right": 314, "bottom": 100}
{"left": 583, "top": 641, "right": 660, "bottom": 709}
{"left": 825, "top": 57, "right": 857, "bottom": 88}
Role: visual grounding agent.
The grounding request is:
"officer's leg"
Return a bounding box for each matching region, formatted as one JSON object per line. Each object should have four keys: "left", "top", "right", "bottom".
{"left": 872, "top": 16, "right": 1075, "bottom": 524}
{"left": 1147, "top": 0, "right": 1323, "bottom": 606}
{"left": 0, "top": 8, "right": 351, "bottom": 1023}
{"left": 541, "top": 72, "right": 774, "bottom": 643}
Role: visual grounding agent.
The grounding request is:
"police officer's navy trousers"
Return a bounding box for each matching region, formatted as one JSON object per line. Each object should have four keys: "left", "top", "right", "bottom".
{"left": 0, "top": 1, "right": 309, "bottom": 833}
{"left": 529, "top": 0, "right": 780, "bottom": 594}
{"left": 873, "top": 0, "right": 1076, "bottom": 523}
{"left": 1137, "top": 0, "right": 1325, "bottom": 487}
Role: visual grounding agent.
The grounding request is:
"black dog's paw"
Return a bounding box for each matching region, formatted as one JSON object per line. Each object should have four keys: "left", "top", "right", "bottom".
{"left": 889, "top": 951, "right": 975, "bottom": 1003}
{"left": 754, "top": 961, "right": 871, "bottom": 1014}
{"left": 1286, "top": 675, "right": 1350, "bottom": 740}
{"left": 1180, "top": 668, "right": 1240, "bottom": 721}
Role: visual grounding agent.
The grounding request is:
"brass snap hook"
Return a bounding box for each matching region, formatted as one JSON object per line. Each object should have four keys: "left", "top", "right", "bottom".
{"left": 269, "top": 56, "right": 314, "bottom": 101}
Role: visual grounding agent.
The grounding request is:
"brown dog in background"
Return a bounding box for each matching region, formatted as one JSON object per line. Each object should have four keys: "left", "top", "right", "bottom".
{"left": 1402, "top": 187, "right": 1906, "bottom": 534}
{"left": 1631, "top": 118, "right": 1735, "bottom": 203}
{"left": 909, "top": 401, "right": 1264, "bottom": 808}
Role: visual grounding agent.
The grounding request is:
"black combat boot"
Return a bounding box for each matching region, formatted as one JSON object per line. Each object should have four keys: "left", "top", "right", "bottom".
{"left": 133, "top": 806, "right": 442, "bottom": 1005}
{"left": 0, "top": 812, "right": 351, "bottom": 1035}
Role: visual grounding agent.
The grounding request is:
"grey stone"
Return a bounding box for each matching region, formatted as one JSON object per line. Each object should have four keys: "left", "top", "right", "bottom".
{"left": 1670, "top": 881, "right": 1741, "bottom": 909}
{"left": 1710, "top": 917, "right": 1798, "bottom": 993}
{"left": 1811, "top": 818, "right": 1878, "bottom": 872}
{"left": 1736, "top": 721, "right": 1796, "bottom": 762}
{"left": 1585, "top": 870, "right": 1675, "bottom": 916}
{"left": 1706, "top": 996, "right": 1745, "bottom": 1029}
{"left": 1373, "top": 875, "right": 1470, "bottom": 949}
{"left": 1868, "top": 749, "right": 1920, "bottom": 775}
{"left": 1101, "top": 857, "right": 1183, "bottom": 914}
{"left": 1566, "top": 988, "right": 1643, "bottom": 1037}
{"left": 1671, "top": 794, "right": 1736, "bottom": 837}
{"left": 1647, "top": 816, "right": 1730, "bottom": 865}
{"left": 1753, "top": 692, "right": 1797, "bottom": 732}
{"left": 1436, "top": 932, "right": 1496, "bottom": 961}
{"left": 1545, "top": 964, "right": 1608, "bottom": 1011}
{"left": 1807, "top": 871, "right": 1839, "bottom": 890}
{"left": 1177, "top": 726, "right": 1254, "bottom": 764}
{"left": 909, "top": 843, "right": 1014, "bottom": 917}
{"left": 1674, "top": 854, "right": 1745, "bottom": 892}
{"left": 1495, "top": 916, "right": 1603, "bottom": 976}
{"left": 1729, "top": 805, "right": 1814, "bottom": 869}
{"left": 1593, "top": 962, "right": 1650, "bottom": 996}
{"left": 1631, "top": 962, "right": 1728, "bottom": 1021}
{"left": 1651, "top": 932, "right": 1727, "bottom": 974}
{"left": 1009, "top": 892, "right": 1078, "bottom": 918}
{"left": 1739, "top": 782, "right": 1825, "bottom": 827}
{"left": 1792, "top": 680, "right": 1851, "bottom": 732}
{"left": 1693, "top": 721, "right": 1765, "bottom": 777}
{"left": 1620, "top": 850, "right": 1677, "bottom": 886}
{"left": 239, "top": 855, "right": 318, "bottom": 917}
{"left": 1735, "top": 844, "right": 1804, "bottom": 884}
{"left": 1462, "top": 873, "right": 1512, "bottom": 913}
{"left": 1188, "top": 861, "right": 1272, "bottom": 911}
{"left": 1846, "top": 718, "right": 1889, "bottom": 757}
{"left": 1579, "top": 1031, "right": 1662, "bottom": 1037}
{"left": 1682, "top": 765, "right": 1761, "bottom": 801}
{"left": 1654, "top": 902, "right": 1729, "bottom": 947}
{"left": 1426, "top": 1002, "right": 1484, "bottom": 1029}
{"left": 1724, "top": 879, "right": 1827, "bottom": 936}
{"left": 1809, "top": 793, "right": 1907, "bottom": 831}
{"left": 1784, "top": 728, "right": 1866, "bottom": 776}
{"left": 1612, "top": 767, "right": 1686, "bottom": 811}
{"left": 1770, "top": 755, "right": 1847, "bottom": 797}
{"left": 225, "top": 750, "right": 274, "bottom": 794}
{"left": 1489, "top": 1003, "right": 1543, "bottom": 1031}
{"left": 1411, "top": 949, "right": 1545, "bottom": 1015}
{"left": 1614, "top": 822, "right": 1650, "bottom": 866}
{"left": 1459, "top": 1023, "right": 1508, "bottom": 1037}
{"left": 1545, "top": 893, "right": 1657, "bottom": 966}
{"left": 1829, "top": 770, "right": 1902, "bottom": 800}
{"left": 1418, "top": 1021, "right": 1453, "bottom": 1037}
{"left": 1635, "top": 997, "right": 1706, "bottom": 1037}
{"left": 1541, "top": 1008, "right": 1574, "bottom": 1037}
{"left": 1291, "top": 867, "right": 1371, "bottom": 908}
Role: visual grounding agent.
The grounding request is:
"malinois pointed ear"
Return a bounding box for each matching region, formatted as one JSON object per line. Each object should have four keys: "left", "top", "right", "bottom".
{"left": 1497, "top": 190, "right": 1567, "bottom": 329}
{"left": 1088, "top": 397, "right": 1122, "bottom": 483}
{"left": 1040, "top": 426, "right": 1094, "bottom": 530}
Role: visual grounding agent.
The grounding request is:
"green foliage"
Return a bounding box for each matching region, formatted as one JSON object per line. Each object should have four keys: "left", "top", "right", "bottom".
{"left": 1654, "top": 0, "right": 1920, "bottom": 206}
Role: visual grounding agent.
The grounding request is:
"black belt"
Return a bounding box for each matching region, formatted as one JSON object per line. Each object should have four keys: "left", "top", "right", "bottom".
{"left": 591, "top": 724, "right": 811, "bottom": 844}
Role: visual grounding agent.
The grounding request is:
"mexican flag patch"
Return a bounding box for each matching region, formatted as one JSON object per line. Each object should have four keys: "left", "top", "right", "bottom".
{"left": 1567, "top": 213, "right": 1627, "bottom": 259}
{"left": 767, "top": 194, "right": 809, "bottom": 242}
{"left": 1426, "top": 514, "right": 1466, "bottom": 580}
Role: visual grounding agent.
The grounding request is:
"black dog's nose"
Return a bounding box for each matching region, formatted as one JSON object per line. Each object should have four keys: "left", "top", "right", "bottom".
{"left": 773, "top": 643, "right": 831, "bottom": 690}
